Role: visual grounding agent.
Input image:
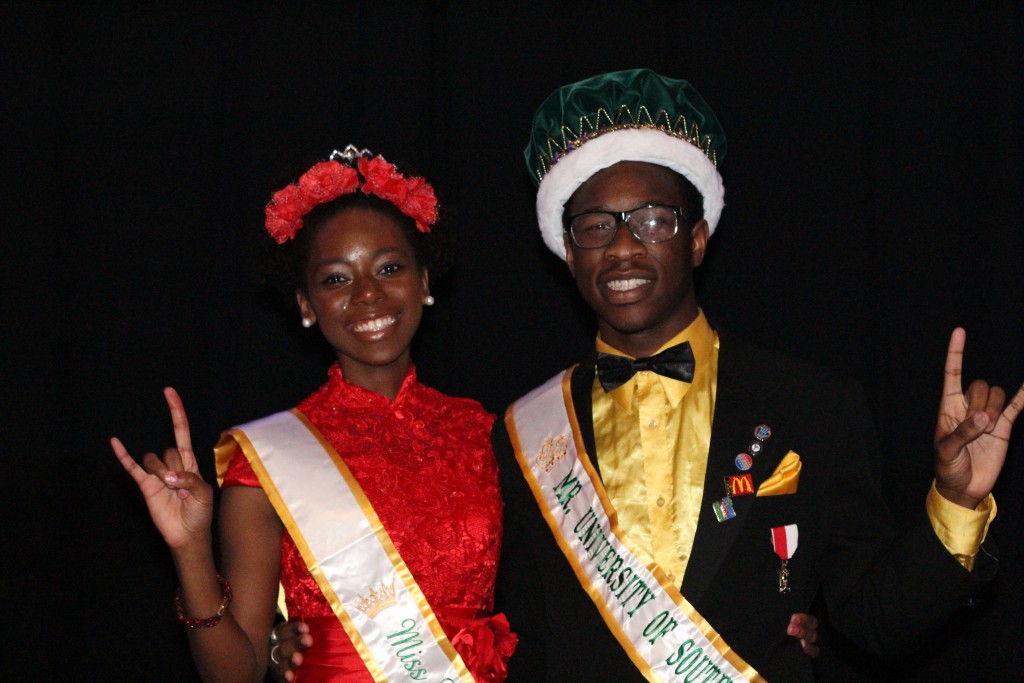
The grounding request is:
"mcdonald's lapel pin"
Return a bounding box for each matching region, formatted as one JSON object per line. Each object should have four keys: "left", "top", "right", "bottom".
{"left": 726, "top": 474, "right": 754, "bottom": 496}
{"left": 771, "top": 524, "right": 798, "bottom": 593}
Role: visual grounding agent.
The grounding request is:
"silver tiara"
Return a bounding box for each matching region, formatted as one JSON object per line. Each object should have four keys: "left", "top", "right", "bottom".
{"left": 330, "top": 144, "right": 373, "bottom": 164}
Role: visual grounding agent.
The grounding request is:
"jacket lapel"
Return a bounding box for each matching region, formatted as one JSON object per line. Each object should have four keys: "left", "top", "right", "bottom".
{"left": 682, "top": 333, "right": 789, "bottom": 606}
{"left": 569, "top": 356, "right": 601, "bottom": 478}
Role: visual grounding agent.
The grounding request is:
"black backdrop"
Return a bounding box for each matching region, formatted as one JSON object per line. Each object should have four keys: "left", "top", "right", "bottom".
{"left": 4, "top": 3, "right": 1022, "bottom": 681}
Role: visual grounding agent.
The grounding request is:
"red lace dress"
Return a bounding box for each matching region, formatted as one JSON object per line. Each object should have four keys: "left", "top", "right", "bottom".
{"left": 222, "top": 364, "right": 515, "bottom": 682}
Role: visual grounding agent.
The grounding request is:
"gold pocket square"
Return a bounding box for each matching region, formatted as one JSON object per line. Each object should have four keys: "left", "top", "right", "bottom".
{"left": 756, "top": 451, "right": 801, "bottom": 496}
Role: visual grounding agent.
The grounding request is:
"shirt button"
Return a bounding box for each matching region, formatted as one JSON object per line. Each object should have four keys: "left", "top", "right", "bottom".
{"left": 657, "top": 496, "right": 666, "bottom": 507}
{"left": 668, "top": 572, "right": 676, "bottom": 583}
{"left": 648, "top": 418, "right": 658, "bottom": 429}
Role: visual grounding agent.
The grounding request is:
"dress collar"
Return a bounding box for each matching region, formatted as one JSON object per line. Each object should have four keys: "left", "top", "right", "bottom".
{"left": 325, "top": 362, "right": 419, "bottom": 409}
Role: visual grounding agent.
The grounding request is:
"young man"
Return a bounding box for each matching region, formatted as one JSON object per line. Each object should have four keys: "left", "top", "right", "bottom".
{"left": 493, "top": 69, "right": 1022, "bottom": 682}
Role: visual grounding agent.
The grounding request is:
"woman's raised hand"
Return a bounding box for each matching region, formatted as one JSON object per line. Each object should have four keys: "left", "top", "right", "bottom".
{"left": 111, "top": 387, "right": 214, "bottom": 549}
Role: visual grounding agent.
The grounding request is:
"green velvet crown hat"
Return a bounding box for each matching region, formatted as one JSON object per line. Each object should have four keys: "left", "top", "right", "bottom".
{"left": 525, "top": 69, "right": 727, "bottom": 260}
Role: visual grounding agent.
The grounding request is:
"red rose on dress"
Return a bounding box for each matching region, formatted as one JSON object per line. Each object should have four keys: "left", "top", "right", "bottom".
{"left": 451, "top": 613, "right": 518, "bottom": 683}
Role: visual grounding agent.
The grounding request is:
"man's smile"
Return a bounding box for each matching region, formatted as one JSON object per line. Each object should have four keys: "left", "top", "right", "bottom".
{"left": 604, "top": 277, "right": 653, "bottom": 292}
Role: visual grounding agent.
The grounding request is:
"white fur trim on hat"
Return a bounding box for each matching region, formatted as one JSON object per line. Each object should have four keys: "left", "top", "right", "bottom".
{"left": 536, "top": 128, "right": 724, "bottom": 260}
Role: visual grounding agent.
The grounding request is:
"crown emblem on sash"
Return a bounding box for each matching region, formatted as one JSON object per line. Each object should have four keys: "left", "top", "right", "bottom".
{"left": 353, "top": 579, "right": 398, "bottom": 619}
{"left": 536, "top": 435, "right": 569, "bottom": 473}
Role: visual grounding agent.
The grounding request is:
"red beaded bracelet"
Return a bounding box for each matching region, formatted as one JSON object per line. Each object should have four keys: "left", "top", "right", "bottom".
{"left": 174, "top": 574, "right": 233, "bottom": 629}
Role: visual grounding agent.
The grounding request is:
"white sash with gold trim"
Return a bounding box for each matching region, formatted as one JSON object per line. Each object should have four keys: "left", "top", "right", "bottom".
{"left": 215, "top": 409, "right": 474, "bottom": 683}
{"left": 505, "top": 370, "right": 762, "bottom": 683}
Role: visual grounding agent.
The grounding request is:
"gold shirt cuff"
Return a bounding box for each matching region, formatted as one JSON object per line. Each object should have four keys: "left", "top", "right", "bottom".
{"left": 925, "top": 480, "right": 996, "bottom": 571}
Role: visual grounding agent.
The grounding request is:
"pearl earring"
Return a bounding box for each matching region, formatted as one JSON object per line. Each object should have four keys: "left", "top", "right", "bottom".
{"left": 301, "top": 318, "right": 314, "bottom": 328}
{"left": 423, "top": 295, "right": 435, "bottom": 306}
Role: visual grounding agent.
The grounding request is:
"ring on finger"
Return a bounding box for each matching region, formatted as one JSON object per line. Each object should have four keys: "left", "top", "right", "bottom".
{"left": 269, "top": 628, "right": 281, "bottom": 646}
{"left": 270, "top": 644, "right": 281, "bottom": 664}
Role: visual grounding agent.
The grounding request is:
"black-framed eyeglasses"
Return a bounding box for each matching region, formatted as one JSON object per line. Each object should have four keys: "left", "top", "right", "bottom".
{"left": 565, "top": 204, "right": 684, "bottom": 249}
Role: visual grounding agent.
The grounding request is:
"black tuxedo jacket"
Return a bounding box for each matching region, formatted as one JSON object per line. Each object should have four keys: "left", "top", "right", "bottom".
{"left": 493, "top": 332, "right": 995, "bottom": 682}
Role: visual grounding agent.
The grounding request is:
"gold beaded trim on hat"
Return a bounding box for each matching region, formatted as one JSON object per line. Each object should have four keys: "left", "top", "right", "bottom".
{"left": 532, "top": 104, "right": 719, "bottom": 183}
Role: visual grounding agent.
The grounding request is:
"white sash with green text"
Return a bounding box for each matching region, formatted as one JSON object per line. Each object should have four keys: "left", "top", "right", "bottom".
{"left": 215, "top": 410, "right": 474, "bottom": 683}
{"left": 505, "top": 370, "right": 762, "bottom": 683}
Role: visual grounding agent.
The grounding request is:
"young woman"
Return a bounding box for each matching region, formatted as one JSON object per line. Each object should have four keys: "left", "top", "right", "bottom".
{"left": 112, "top": 147, "right": 516, "bottom": 683}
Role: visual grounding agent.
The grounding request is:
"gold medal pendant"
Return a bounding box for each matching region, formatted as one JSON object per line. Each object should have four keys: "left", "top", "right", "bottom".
{"left": 778, "top": 558, "right": 790, "bottom": 594}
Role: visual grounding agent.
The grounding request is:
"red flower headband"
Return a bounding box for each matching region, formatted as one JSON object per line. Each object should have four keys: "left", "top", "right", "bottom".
{"left": 265, "top": 146, "right": 439, "bottom": 244}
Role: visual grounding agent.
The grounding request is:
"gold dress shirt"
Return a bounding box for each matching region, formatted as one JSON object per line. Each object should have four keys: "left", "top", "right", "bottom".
{"left": 592, "top": 310, "right": 718, "bottom": 583}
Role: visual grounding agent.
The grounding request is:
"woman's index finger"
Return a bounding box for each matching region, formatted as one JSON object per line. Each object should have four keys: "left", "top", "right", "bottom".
{"left": 162, "top": 387, "right": 196, "bottom": 465}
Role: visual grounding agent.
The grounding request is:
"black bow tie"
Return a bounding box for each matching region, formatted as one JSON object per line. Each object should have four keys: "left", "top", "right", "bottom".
{"left": 596, "top": 342, "right": 696, "bottom": 392}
